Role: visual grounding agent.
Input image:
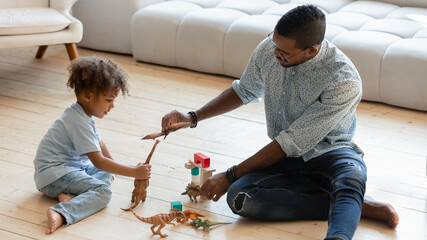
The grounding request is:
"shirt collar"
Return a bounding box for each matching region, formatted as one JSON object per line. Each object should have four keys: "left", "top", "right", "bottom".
{"left": 71, "top": 102, "right": 95, "bottom": 124}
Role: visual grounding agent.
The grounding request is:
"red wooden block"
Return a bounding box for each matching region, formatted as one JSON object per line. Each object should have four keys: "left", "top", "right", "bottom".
{"left": 194, "top": 152, "right": 210, "bottom": 168}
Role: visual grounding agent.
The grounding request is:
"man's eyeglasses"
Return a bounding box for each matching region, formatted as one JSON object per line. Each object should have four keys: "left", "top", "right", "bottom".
{"left": 267, "top": 32, "right": 305, "bottom": 62}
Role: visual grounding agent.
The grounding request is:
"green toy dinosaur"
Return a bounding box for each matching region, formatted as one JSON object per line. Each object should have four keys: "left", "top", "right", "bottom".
{"left": 189, "top": 218, "right": 231, "bottom": 231}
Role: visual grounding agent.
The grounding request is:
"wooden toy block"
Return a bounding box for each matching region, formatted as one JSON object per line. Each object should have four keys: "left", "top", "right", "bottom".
{"left": 200, "top": 168, "right": 216, "bottom": 186}
{"left": 191, "top": 167, "right": 199, "bottom": 175}
{"left": 170, "top": 201, "right": 182, "bottom": 211}
{"left": 185, "top": 157, "right": 216, "bottom": 200}
{"left": 191, "top": 174, "right": 200, "bottom": 184}
{"left": 185, "top": 160, "right": 198, "bottom": 169}
{"left": 199, "top": 168, "right": 216, "bottom": 201}
{"left": 194, "top": 152, "right": 210, "bottom": 168}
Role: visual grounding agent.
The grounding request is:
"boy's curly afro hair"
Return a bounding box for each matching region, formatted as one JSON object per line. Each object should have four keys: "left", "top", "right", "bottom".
{"left": 67, "top": 56, "right": 129, "bottom": 97}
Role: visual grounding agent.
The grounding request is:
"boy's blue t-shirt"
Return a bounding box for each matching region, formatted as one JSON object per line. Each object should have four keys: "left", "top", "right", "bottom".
{"left": 34, "top": 102, "right": 101, "bottom": 190}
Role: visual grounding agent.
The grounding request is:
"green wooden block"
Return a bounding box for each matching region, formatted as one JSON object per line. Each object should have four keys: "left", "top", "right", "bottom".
{"left": 170, "top": 201, "right": 182, "bottom": 211}
{"left": 191, "top": 167, "right": 199, "bottom": 175}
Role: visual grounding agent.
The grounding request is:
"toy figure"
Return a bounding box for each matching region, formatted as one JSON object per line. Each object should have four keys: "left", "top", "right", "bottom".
{"left": 189, "top": 218, "right": 231, "bottom": 231}
{"left": 130, "top": 208, "right": 185, "bottom": 238}
{"left": 121, "top": 140, "right": 159, "bottom": 211}
{"left": 141, "top": 122, "right": 192, "bottom": 140}
{"left": 179, "top": 209, "right": 205, "bottom": 223}
{"left": 181, "top": 182, "right": 200, "bottom": 203}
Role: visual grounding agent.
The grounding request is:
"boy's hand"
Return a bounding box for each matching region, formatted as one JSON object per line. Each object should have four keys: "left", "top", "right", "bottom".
{"left": 135, "top": 163, "right": 151, "bottom": 180}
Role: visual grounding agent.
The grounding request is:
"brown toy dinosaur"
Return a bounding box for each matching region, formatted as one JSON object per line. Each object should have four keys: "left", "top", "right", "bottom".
{"left": 130, "top": 208, "right": 185, "bottom": 238}
{"left": 179, "top": 209, "right": 205, "bottom": 223}
{"left": 141, "top": 122, "right": 192, "bottom": 140}
{"left": 181, "top": 182, "right": 200, "bottom": 203}
{"left": 121, "top": 140, "right": 160, "bottom": 211}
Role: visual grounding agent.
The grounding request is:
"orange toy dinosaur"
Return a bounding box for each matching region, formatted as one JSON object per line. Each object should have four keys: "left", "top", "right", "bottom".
{"left": 130, "top": 208, "right": 185, "bottom": 238}
{"left": 179, "top": 209, "right": 205, "bottom": 223}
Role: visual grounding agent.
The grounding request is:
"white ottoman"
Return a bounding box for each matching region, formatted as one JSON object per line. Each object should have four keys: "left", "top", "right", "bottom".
{"left": 175, "top": 0, "right": 224, "bottom": 8}
{"left": 361, "top": 19, "right": 425, "bottom": 38}
{"left": 73, "top": 0, "right": 164, "bottom": 54}
{"left": 338, "top": 0, "right": 399, "bottom": 19}
{"left": 131, "top": 1, "right": 201, "bottom": 66}
{"left": 380, "top": 39, "right": 427, "bottom": 111}
{"left": 176, "top": 8, "right": 247, "bottom": 74}
{"left": 128, "top": 0, "right": 427, "bottom": 111}
{"left": 216, "top": 0, "right": 278, "bottom": 15}
{"left": 326, "top": 12, "right": 374, "bottom": 31}
{"left": 332, "top": 31, "right": 400, "bottom": 102}
{"left": 325, "top": 24, "right": 348, "bottom": 42}
{"left": 224, "top": 15, "right": 280, "bottom": 77}
{"left": 290, "top": 0, "right": 350, "bottom": 13}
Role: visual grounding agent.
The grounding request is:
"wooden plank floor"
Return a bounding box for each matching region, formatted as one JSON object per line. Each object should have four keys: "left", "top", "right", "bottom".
{"left": 0, "top": 45, "right": 426, "bottom": 240}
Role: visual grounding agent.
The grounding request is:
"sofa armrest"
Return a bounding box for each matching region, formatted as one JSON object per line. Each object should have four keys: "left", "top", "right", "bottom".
{"left": 50, "top": 0, "right": 77, "bottom": 12}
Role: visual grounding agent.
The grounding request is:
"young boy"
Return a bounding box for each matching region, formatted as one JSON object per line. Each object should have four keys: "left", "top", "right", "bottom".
{"left": 33, "top": 56, "right": 151, "bottom": 234}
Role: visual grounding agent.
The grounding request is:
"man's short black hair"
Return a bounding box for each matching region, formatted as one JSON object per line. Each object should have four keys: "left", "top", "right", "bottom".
{"left": 275, "top": 5, "right": 326, "bottom": 49}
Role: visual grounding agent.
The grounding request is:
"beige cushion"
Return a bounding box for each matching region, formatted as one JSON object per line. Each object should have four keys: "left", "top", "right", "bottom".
{"left": 0, "top": 8, "right": 70, "bottom": 35}
{"left": 361, "top": 19, "right": 426, "bottom": 38}
{"left": 339, "top": 1, "right": 399, "bottom": 19}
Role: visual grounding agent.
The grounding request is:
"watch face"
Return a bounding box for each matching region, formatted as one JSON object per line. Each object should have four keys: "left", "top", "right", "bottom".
{"left": 226, "top": 168, "right": 233, "bottom": 182}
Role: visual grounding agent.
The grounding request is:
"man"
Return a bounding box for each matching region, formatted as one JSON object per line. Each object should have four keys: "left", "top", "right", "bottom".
{"left": 161, "top": 5, "right": 398, "bottom": 240}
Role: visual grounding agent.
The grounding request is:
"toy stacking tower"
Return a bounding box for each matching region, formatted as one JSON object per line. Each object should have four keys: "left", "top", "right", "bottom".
{"left": 185, "top": 153, "right": 216, "bottom": 199}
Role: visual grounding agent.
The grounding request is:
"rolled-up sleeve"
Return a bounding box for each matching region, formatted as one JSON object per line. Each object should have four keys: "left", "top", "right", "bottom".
{"left": 232, "top": 80, "right": 262, "bottom": 104}
{"left": 275, "top": 80, "right": 362, "bottom": 157}
{"left": 232, "top": 40, "right": 269, "bottom": 105}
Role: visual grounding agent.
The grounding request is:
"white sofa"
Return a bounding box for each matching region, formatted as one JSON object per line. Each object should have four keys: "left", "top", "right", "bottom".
{"left": 73, "top": 0, "right": 163, "bottom": 54}
{"left": 0, "top": 0, "right": 82, "bottom": 60}
{"left": 131, "top": 0, "right": 427, "bottom": 111}
{"left": 74, "top": 0, "right": 427, "bottom": 111}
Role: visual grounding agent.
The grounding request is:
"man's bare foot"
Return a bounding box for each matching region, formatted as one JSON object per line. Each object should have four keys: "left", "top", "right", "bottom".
{"left": 46, "top": 209, "right": 64, "bottom": 234}
{"left": 361, "top": 196, "right": 399, "bottom": 229}
{"left": 58, "top": 193, "right": 74, "bottom": 203}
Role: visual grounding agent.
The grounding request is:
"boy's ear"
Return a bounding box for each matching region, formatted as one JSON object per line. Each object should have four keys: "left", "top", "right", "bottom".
{"left": 82, "top": 90, "right": 94, "bottom": 102}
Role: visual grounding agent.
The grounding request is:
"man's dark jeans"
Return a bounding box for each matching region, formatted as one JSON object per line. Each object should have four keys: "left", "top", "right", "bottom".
{"left": 226, "top": 147, "right": 367, "bottom": 240}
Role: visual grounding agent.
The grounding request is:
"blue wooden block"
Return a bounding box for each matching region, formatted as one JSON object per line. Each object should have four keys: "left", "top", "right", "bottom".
{"left": 170, "top": 201, "right": 182, "bottom": 211}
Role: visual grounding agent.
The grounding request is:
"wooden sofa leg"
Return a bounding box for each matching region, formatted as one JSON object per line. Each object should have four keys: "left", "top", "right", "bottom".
{"left": 35, "top": 45, "right": 48, "bottom": 59}
{"left": 65, "top": 43, "right": 78, "bottom": 60}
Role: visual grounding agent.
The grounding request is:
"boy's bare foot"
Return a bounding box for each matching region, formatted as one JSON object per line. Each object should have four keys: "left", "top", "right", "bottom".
{"left": 46, "top": 209, "right": 64, "bottom": 234}
{"left": 361, "top": 196, "right": 399, "bottom": 229}
{"left": 58, "top": 193, "right": 74, "bottom": 203}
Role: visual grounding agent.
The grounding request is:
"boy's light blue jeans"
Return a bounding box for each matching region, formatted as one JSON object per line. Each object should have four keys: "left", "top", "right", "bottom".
{"left": 41, "top": 164, "right": 114, "bottom": 225}
{"left": 226, "top": 147, "right": 367, "bottom": 240}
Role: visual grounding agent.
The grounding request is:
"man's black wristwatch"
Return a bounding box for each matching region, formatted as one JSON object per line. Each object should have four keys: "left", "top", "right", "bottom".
{"left": 226, "top": 165, "right": 237, "bottom": 183}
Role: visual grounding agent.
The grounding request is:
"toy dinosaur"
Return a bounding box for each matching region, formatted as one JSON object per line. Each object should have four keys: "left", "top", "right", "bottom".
{"left": 121, "top": 140, "right": 159, "bottom": 211}
{"left": 189, "top": 218, "right": 231, "bottom": 232}
{"left": 130, "top": 208, "right": 185, "bottom": 238}
{"left": 141, "top": 122, "right": 192, "bottom": 140}
{"left": 181, "top": 182, "right": 200, "bottom": 203}
{"left": 178, "top": 209, "right": 205, "bottom": 223}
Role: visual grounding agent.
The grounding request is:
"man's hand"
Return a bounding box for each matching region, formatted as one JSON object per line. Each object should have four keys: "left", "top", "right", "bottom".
{"left": 200, "top": 172, "right": 231, "bottom": 202}
{"left": 161, "top": 110, "right": 193, "bottom": 134}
